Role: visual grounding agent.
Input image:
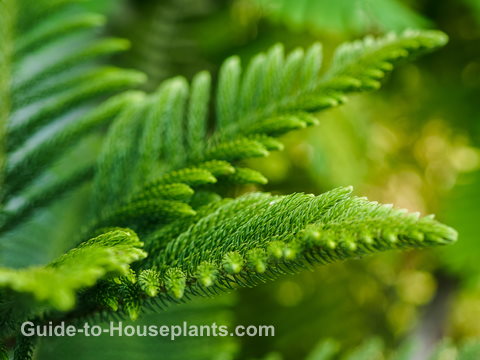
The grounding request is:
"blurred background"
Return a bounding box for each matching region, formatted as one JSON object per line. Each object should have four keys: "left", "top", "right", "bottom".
{"left": 15, "top": 0, "right": 480, "bottom": 358}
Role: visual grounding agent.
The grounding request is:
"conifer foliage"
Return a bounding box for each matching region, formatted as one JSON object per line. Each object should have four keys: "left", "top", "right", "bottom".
{"left": 0, "top": 0, "right": 456, "bottom": 358}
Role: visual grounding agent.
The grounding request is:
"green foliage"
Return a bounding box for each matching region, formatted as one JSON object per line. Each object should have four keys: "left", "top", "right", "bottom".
{"left": 90, "top": 29, "right": 448, "bottom": 221}
{"left": 0, "top": 0, "right": 145, "bottom": 232}
{"left": 0, "top": 0, "right": 456, "bottom": 358}
{"left": 13, "top": 335, "right": 35, "bottom": 360}
{"left": 216, "top": 30, "right": 446, "bottom": 138}
{"left": 81, "top": 188, "right": 454, "bottom": 321}
{"left": 0, "top": 229, "right": 145, "bottom": 337}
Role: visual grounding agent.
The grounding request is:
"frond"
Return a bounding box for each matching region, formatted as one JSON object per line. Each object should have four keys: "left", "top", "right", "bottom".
{"left": 79, "top": 188, "right": 455, "bottom": 320}
{"left": 0, "top": 229, "right": 145, "bottom": 337}
{"left": 0, "top": 4, "right": 456, "bottom": 355}
{"left": 65, "top": 30, "right": 454, "bottom": 322}
{"left": 1, "top": 0, "right": 145, "bottom": 224}
{"left": 90, "top": 30, "right": 448, "bottom": 217}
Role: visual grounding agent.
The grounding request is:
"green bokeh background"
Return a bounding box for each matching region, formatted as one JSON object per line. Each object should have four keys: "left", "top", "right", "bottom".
{"left": 12, "top": 0, "right": 480, "bottom": 358}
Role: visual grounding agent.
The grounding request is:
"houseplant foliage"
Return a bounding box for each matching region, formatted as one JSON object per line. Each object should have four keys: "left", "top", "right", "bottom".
{"left": 0, "top": 0, "right": 458, "bottom": 358}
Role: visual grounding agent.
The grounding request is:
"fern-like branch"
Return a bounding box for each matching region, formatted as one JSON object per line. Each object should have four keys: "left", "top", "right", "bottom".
{"left": 0, "top": 229, "right": 145, "bottom": 338}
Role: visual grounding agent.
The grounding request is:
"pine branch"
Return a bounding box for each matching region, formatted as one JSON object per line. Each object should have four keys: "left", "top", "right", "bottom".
{"left": 0, "top": 5, "right": 456, "bottom": 355}
{"left": 13, "top": 335, "right": 36, "bottom": 360}
{"left": 0, "top": 0, "right": 146, "bottom": 209}
{"left": 0, "top": 229, "right": 145, "bottom": 337}
{"left": 0, "top": 164, "right": 94, "bottom": 233}
{"left": 81, "top": 31, "right": 447, "bottom": 238}
{"left": 14, "top": 13, "right": 105, "bottom": 57}
{"left": 5, "top": 90, "right": 145, "bottom": 200}
{"left": 90, "top": 30, "right": 448, "bottom": 225}
{"left": 74, "top": 30, "right": 454, "bottom": 322}
{"left": 216, "top": 30, "right": 447, "bottom": 139}
{"left": 0, "top": 0, "right": 16, "bottom": 201}
{"left": 8, "top": 66, "right": 145, "bottom": 152}
{"left": 76, "top": 188, "right": 456, "bottom": 321}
